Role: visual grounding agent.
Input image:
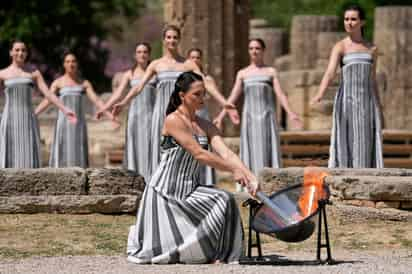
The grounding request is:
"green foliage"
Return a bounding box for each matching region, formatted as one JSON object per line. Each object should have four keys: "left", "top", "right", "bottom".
{"left": 0, "top": 0, "right": 144, "bottom": 90}
{"left": 252, "top": 0, "right": 412, "bottom": 40}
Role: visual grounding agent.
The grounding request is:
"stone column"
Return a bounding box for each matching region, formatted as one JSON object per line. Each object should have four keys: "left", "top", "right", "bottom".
{"left": 374, "top": 7, "right": 412, "bottom": 129}
{"left": 164, "top": 0, "right": 250, "bottom": 136}
{"left": 290, "top": 16, "right": 339, "bottom": 70}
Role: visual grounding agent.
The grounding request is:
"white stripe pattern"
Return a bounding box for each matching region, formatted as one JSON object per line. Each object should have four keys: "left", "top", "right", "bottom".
{"left": 49, "top": 85, "right": 88, "bottom": 167}
{"left": 127, "top": 135, "right": 243, "bottom": 264}
{"left": 124, "top": 77, "right": 157, "bottom": 180}
{"left": 329, "top": 52, "right": 383, "bottom": 168}
{"left": 0, "top": 77, "right": 41, "bottom": 168}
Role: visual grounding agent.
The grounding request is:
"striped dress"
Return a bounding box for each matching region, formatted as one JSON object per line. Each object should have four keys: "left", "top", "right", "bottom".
{"left": 49, "top": 85, "right": 88, "bottom": 168}
{"left": 197, "top": 106, "right": 216, "bottom": 186}
{"left": 328, "top": 52, "right": 383, "bottom": 168}
{"left": 151, "top": 71, "right": 182, "bottom": 171}
{"left": 0, "top": 77, "right": 41, "bottom": 168}
{"left": 240, "top": 75, "right": 281, "bottom": 176}
{"left": 127, "top": 135, "right": 243, "bottom": 264}
{"left": 124, "top": 78, "right": 156, "bottom": 180}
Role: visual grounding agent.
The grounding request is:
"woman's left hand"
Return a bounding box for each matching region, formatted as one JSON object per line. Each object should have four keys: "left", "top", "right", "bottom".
{"left": 289, "top": 112, "right": 303, "bottom": 129}
{"left": 64, "top": 108, "right": 78, "bottom": 124}
{"left": 224, "top": 103, "right": 240, "bottom": 125}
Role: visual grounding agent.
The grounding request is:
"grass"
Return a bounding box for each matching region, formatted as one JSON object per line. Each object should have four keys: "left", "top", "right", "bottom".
{"left": 0, "top": 208, "right": 411, "bottom": 259}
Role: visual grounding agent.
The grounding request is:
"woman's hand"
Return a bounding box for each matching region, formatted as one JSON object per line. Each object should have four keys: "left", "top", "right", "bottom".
{"left": 288, "top": 111, "right": 303, "bottom": 129}
{"left": 223, "top": 103, "right": 240, "bottom": 125}
{"left": 233, "top": 168, "right": 250, "bottom": 189}
{"left": 63, "top": 108, "right": 78, "bottom": 124}
{"left": 111, "top": 101, "right": 126, "bottom": 119}
{"left": 310, "top": 94, "right": 323, "bottom": 106}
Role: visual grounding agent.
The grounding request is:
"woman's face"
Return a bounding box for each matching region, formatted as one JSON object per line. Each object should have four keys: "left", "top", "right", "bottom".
{"left": 63, "top": 54, "right": 78, "bottom": 74}
{"left": 135, "top": 44, "right": 150, "bottom": 65}
{"left": 344, "top": 10, "right": 364, "bottom": 35}
{"left": 181, "top": 80, "right": 205, "bottom": 110}
{"left": 248, "top": 40, "right": 264, "bottom": 61}
{"left": 163, "top": 29, "right": 180, "bottom": 50}
{"left": 188, "top": 50, "right": 202, "bottom": 67}
{"left": 10, "top": 42, "right": 28, "bottom": 64}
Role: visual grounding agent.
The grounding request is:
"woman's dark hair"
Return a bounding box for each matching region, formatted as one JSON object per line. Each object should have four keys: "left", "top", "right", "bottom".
{"left": 187, "top": 48, "right": 202, "bottom": 57}
{"left": 166, "top": 71, "right": 203, "bottom": 116}
{"left": 344, "top": 4, "right": 366, "bottom": 37}
{"left": 131, "top": 42, "right": 151, "bottom": 72}
{"left": 249, "top": 38, "right": 266, "bottom": 50}
{"left": 162, "top": 24, "right": 181, "bottom": 39}
{"left": 9, "top": 39, "right": 31, "bottom": 61}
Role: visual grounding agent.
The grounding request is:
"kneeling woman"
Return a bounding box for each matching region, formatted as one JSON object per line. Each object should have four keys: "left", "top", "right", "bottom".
{"left": 127, "top": 72, "right": 258, "bottom": 264}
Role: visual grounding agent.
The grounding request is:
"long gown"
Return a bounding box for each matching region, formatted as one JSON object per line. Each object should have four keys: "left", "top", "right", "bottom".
{"left": 197, "top": 106, "right": 216, "bottom": 186}
{"left": 151, "top": 70, "right": 182, "bottom": 171}
{"left": 127, "top": 134, "right": 243, "bottom": 264}
{"left": 124, "top": 77, "right": 156, "bottom": 180}
{"left": 0, "top": 77, "right": 41, "bottom": 168}
{"left": 328, "top": 52, "right": 384, "bottom": 168}
{"left": 49, "top": 85, "right": 88, "bottom": 168}
{"left": 240, "top": 75, "right": 281, "bottom": 175}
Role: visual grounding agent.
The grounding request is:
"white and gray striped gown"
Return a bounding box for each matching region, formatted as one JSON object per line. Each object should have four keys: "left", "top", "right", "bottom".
{"left": 151, "top": 71, "right": 182, "bottom": 171}
{"left": 49, "top": 85, "right": 88, "bottom": 168}
{"left": 0, "top": 77, "right": 41, "bottom": 168}
{"left": 124, "top": 78, "right": 156, "bottom": 180}
{"left": 240, "top": 75, "right": 281, "bottom": 175}
{"left": 127, "top": 135, "right": 243, "bottom": 264}
{"left": 197, "top": 106, "right": 216, "bottom": 186}
{"left": 328, "top": 52, "right": 383, "bottom": 168}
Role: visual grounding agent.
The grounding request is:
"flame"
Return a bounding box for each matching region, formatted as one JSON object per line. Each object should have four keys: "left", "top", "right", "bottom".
{"left": 298, "top": 167, "right": 330, "bottom": 218}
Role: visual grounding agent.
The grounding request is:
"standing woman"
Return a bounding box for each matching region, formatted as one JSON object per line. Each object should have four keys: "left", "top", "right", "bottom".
{"left": 127, "top": 71, "right": 258, "bottom": 264}
{"left": 100, "top": 42, "right": 156, "bottom": 180}
{"left": 99, "top": 25, "right": 239, "bottom": 172}
{"left": 35, "top": 52, "right": 116, "bottom": 168}
{"left": 311, "top": 5, "right": 383, "bottom": 168}
{"left": 214, "top": 39, "right": 302, "bottom": 179}
{"left": 0, "top": 40, "right": 76, "bottom": 168}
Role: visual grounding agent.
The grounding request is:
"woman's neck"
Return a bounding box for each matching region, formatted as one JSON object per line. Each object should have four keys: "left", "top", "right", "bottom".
{"left": 164, "top": 48, "right": 181, "bottom": 60}
{"left": 64, "top": 72, "right": 79, "bottom": 82}
{"left": 348, "top": 32, "right": 364, "bottom": 43}
{"left": 10, "top": 61, "right": 24, "bottom": 70}
{"left": 250, "top": 59, "right": 265, "bottom": 68}
{"left": 177, "top": 105, "right": 196, "bottom": 121}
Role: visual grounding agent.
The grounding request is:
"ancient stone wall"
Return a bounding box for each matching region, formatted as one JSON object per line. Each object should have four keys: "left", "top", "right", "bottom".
{"left": 0, "top": 168, "right": 144, "bottom": 214}
{"left": 374, "top": 7, "right": 412, "bottom": 129}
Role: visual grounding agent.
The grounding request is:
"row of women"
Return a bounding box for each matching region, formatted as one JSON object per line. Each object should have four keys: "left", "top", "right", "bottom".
{"left": 0, "top": 4, "right": 383, "bottom": 264}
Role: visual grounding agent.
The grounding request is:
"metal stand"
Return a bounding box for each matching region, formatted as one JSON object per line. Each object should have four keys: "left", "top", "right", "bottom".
{"left": 243, "top": 199, "right": 262, "bottom": 259}
{"left": 243, "top": 198, "right": 333, "bottom": 265}
{"left": 316, "top": 199, "right": 333, "bottom": 264}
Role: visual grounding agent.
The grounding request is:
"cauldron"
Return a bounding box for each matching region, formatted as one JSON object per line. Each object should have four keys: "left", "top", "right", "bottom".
{"left": 251, "top": 169, "right": 330, "bottom": 243}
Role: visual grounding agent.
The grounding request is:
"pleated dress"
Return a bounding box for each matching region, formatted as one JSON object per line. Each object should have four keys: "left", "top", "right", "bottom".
{"left": 240, "top": 75, "right": 281, "bottom": 175}
{"left": 49, "top": 85, "right": 88, "bottom": 168}
{"left": 328, "top": 52, "right": 383, "bottom": 168}
{"left": 124, "top": 77, "right": 156, "bottom": 180}
{"left": 151, "top": 71, "right": 182, "bottom": 171}
{"left": 127, "top": 134, "right": 243, "bottom": 264}
{"left": 0, "top": 77, "right": 41, "bottom": 168}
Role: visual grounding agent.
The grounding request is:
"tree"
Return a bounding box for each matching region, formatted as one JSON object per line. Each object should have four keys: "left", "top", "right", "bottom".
{"left": 0, "top": 0, "right": 144, "bottom": 90}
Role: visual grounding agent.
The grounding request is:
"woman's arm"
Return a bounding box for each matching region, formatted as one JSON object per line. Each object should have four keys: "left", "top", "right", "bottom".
{"left": 35, "top": 80, "right": 58, "bottom": 115}
{"left": 203, "top": 76, "right": 239, "bottom": 124}
{"left": 84, "top": 80, "right": 119, "bottom": 127}
{"left": 111, "top": 62, "right": 157, "bottom": 117}
{"left": 271, "top": 68, "right": 303, "bottom": 128}
{"left": 100, "top": 70, "right": 131, "bottom": 112}
{"left": 164, "top": 114, "right": 255, "bottom": 190}
{"left": 310, "top": 42, "right": 343, "bottom": 104}
{"left": 212, "top": 71, "right": 244, "bottom": 129}
{"left": 32, "top": 71, "right": 77, "bottom": 123}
